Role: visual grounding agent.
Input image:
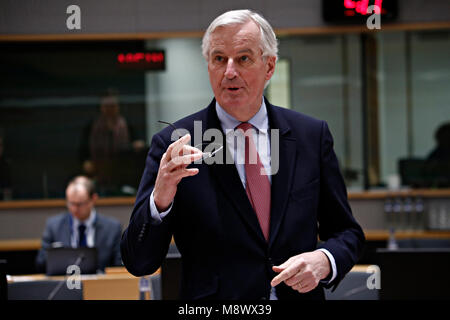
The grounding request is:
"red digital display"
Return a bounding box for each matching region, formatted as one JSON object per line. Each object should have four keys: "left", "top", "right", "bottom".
{"left": 117, "top": 50, "right": 165, "bottom": 70}
{"left": 322, "top": 0, "right": 397, "bottom": 23}
{"left": 344, "top": 0, "right": 384, "bottom": 16}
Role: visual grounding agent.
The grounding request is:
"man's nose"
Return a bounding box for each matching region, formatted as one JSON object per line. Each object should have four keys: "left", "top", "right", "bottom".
{"left": 224, "top": 59, "right": 237, "bottom": 79}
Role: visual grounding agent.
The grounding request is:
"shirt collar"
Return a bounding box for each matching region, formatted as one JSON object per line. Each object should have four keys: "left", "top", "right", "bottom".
{"left": 215, "top": 97, "right": 269, "bottom": 132}
{"left": 72, "top": 209, "right": 96, "bottom": 229}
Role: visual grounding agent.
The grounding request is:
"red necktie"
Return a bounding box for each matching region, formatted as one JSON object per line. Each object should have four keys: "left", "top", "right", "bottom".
{"left": 237, "top": 122, "right": 271, "bottom": 241}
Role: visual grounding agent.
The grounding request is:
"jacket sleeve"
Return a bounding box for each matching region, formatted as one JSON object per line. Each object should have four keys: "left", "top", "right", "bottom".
{"left": 35, "top": 219, "right": 55, "bottom": 273}
{"left": 316, "top": 121, "right": 365, "bottom": 290}
{"left": 120, "top": 133, "right": 174, "bottom": 277}
{"left": 111, "top": 221, "right": 123, "bottom": 267}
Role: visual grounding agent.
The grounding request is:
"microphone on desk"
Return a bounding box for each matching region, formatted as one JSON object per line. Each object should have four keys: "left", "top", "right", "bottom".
{"left": 47, "top": 253, "right": 85, "bottom": 300}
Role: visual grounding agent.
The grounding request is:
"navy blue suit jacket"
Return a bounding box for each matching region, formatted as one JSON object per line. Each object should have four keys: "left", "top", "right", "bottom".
{"left": 36, "top": 212, "right": 122, "bottom": 273}
{"left": 121, "top": 98, "right": 365, "bottom": 300}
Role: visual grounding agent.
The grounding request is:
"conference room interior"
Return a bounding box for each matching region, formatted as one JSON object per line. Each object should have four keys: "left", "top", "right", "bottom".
{"left": 1, "top": 0, "right": 450, "bottom": 300}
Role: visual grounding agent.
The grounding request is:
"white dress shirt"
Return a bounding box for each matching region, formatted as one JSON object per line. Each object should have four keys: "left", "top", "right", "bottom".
{"left": 70, "top": 209, "right": 96, "bottom": 248}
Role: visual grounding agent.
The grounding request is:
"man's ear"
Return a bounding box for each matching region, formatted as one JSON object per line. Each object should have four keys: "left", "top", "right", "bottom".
{"left": 91, "top": 193, "right": 99, "bottom": 202}
{"left": 265, "top": 56, "right": 276, "bottom": 81}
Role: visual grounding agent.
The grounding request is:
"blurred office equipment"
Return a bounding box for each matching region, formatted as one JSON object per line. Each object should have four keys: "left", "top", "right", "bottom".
{"left": 0, "top": 259, "right": 7, "bottom": 301}
{"left": 377, "top": 248, "right": 450, "bottom": 300}
{"left": 8, "top": 280, "right": 83, "bottom": 300}
{"left": 398, "top": 158, "right": 426, "bottom": 188}
{"left": 7, "top": 267, "right": 148, "bottom": 300}
{"left": 139, "top": 275, "right": 152, "bottom": 300}
{"left": 399, "top": 158, "right": 450, "bottom": 189}
{"left": 325, "top": 268, "right": 379, "bottom": 300}
{"left": 160, "top": 244, "right": 182, "bottom": 300}
{"left": 46, "top": 247, "right": 98, "bottom": 276}
{"left": 149, "top": 273, "right": 161, "bottom": 300}
{"left": 395, "top": 238, "right": 450, "bottom": 249}
{"left": 161, "top": 253, "right": 181, "bottom": 300}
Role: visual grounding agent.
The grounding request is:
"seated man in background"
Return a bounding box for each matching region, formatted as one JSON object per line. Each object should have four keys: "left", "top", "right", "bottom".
{"left": 35, "top": 176, "right": 122, "bottom": 273}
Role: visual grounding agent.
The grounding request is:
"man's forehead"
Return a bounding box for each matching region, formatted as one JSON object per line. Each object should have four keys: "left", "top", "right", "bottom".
{"left": 210, "top": 31, "right": 260, "bottom": 55}
{"left": 210, "top": 21, "right": 259, "bottom": 42}
{"left": 66, "top": 184, "right": 89, "bottom": 197}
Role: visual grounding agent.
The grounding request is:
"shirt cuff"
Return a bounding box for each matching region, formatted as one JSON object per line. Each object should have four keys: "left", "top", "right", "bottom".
{"left": 149, "top": 191, "right": 173, "bottom": 223}
{"left": 317, "top": 248, "right": 337, "bottom": 284}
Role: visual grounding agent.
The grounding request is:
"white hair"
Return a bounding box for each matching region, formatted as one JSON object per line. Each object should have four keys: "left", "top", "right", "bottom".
{"left": 201, "top": 9, "right": 278, "bottom": 62}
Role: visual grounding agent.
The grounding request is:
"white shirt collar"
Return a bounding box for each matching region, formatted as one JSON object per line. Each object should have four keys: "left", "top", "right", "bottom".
{"left": 215, "top": 97, "right": 269, "bottom": 132}
{"left": 72, "top": 209, "right": 96, "bottom": 229}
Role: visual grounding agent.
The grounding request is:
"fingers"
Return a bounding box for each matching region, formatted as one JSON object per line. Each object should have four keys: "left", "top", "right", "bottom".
{"left": 165, "top": 152, "right": 203, "bottom": 172}
{"left": 153, "top": 134, "right": 202, "bottom": 211}
{"left": 158, "top": 158, "right": 200, "bottom": 186}
{"left": 283, "top": 272, "right": 303, "bottom": 287}
{"left": 273, "top": 259, "right": 290, "bottom": 271}
{"left": 163, "top": 135, "right": 203, "bottom": 169}
{"left": 271, "top": 261, "right": 303, "bottom": 287}
{"left": 165, "top": 133, "right": 191, "bottom": 162}
{"left": 172, "top": 167, "right": 200, "bottom": 182}
{"left": 271, "top": 255, "right": 318, "bottom": 293}
{"left": 292, "top": 279, "right": 314, "bottom": 293}
{"left": 272, "top": 265, "right": 314, "bottom": 293}
{"left": 165, "top": 134, "right": 203, "bottom": 162}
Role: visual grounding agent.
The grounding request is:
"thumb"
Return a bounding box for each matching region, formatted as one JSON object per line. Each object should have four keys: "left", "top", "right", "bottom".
{"left": 272, "top": 265, "right": 284, "bottom": 273}
{"left": 272, "top": 259, "right": 290, "bottom": 272}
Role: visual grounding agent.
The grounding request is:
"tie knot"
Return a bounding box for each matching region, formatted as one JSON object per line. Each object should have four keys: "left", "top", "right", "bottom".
{"left": 236, "top": 122, "right": 253, "bottom": 132}
{"left": 78, "top": 224, "right": 86, "bottom": 233}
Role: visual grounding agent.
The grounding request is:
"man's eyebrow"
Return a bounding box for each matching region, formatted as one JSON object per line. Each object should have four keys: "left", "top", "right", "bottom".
{"left": 237, "top": 48, "right": 254, "bottom": 55}
{"left": 210, "top": 49, "right": 224, "bottom": 56}
{"left": 210, "top": 48, "right": 255, "bottom": 56}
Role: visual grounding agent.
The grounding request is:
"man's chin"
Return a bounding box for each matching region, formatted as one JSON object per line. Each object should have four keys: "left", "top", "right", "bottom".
{"left": 218, "top": 100, "right": 244, "bottom": 113}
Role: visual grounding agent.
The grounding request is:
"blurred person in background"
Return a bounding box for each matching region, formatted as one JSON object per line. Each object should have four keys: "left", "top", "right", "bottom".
{"left": 35, "top": 175, "right": 122, "bottom": 273}
{"left": 424, "top": 122, "right": 450, "bottom": 187}
{"left": 80, "top": 89, "right": 145, "bottom": 195}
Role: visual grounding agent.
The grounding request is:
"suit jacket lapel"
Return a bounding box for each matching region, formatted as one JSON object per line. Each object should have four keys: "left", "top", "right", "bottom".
{"left": 265, "top": 99, "right": 297, "bottom": 248}
{"left": 205, "top": 101, "right": 268, "bottom": 246}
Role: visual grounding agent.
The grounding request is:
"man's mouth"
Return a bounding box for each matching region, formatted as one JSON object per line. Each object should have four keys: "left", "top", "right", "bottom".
{"left": 227, "top": 87, "right": 240, "bottom": 92}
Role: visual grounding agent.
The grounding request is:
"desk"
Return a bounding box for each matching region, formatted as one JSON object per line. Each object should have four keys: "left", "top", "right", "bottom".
{"left": 364, "top": 230, "right": 450, "bottom": 241}
{"left": 0, "top": 239, "right": 41, "bottom": 251}
{"left": 8, "top": 267, "right": 160, "bottom": 300}
{"left": 0, "top": 238, "right": 177, "bottom": 252}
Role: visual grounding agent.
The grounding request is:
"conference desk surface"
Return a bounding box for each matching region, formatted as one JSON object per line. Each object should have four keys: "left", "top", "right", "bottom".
{"left": 7, "top": 267, "right": 160, "bottom": 300}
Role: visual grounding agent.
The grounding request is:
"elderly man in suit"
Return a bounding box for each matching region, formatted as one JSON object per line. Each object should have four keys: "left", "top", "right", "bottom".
{"left": 36, "top": 176, "right": 122, "bottom": 273}
{"left": 121, "top": 9, "right": 365, "bottom": 300}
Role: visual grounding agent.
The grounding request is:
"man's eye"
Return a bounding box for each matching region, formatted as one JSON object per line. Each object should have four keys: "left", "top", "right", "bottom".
{"left": 214, "top": 56, "right": 224, "bottom": 62}
{"left": 240, "top": 56, "right": 249, "bottom": 62}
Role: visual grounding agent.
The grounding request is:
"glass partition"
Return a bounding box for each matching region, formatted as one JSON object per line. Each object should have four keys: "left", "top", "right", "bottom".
{"left": 1, "top": 28, "right": 449, "bottom": 200}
